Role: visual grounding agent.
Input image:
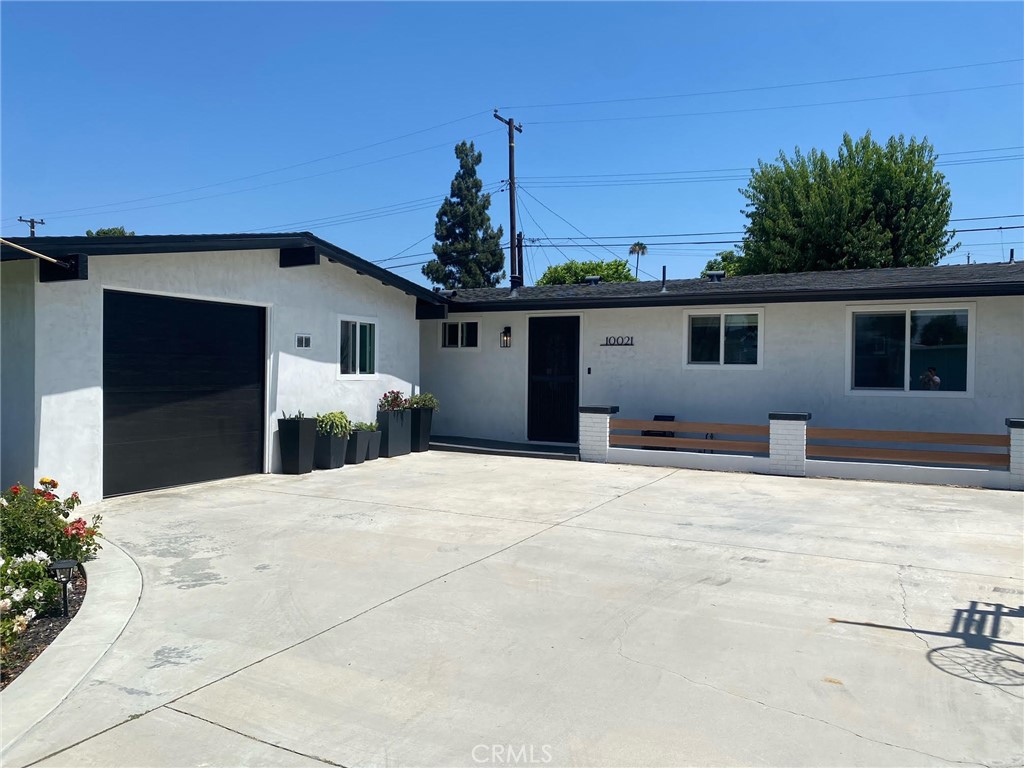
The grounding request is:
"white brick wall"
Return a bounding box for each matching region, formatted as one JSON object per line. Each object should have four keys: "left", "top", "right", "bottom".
{"left": 1009, "top": 422, "right": 1024, "bottom": 492}
{"left": 579, "top": 411, "right": 612, "bottom": 463}
{"left": 769, "top": 418, "right": 807, "bottom": 477}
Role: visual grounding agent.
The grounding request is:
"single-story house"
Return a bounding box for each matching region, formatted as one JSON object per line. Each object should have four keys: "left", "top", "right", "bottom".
{"left": 3, "top": 232, "right": 1022, "bottom": 500}
{"left": 0, "top": 233, "right": 446, "bottom": 500}
{"left": 420, "top": 264, "right": 1024, "bottom": 445}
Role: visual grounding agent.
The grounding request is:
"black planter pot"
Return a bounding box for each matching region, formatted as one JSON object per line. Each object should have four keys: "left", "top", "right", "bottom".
{"left": 377, "top": 410, "right": 411, "bottom": 457}
{"left": 366, "top": 430, "right": 382, "bottom": 461}
{"left": 410, "top": 407, "right": 434, "bottom": 452}
{"left": 278, "top": 418, "right": 316, "bottom": 474}
{"left": 345, "top": 431, "right": 370, "bottom": 465}
{"left": 315, "top": 434, "right": 349, "bottom": 470}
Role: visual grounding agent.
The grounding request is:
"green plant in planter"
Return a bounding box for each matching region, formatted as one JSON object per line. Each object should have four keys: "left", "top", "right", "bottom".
{"left": 354, "top": 421, "right": 379, "bottom": 432}
{"left": 408, "top": 393, "right": 440, "bottom": 411}
{"left": 377, "top": 390, "right": 411, "bottom": 457}
{"left": 408, "top": 394, "right": 440, "bottom": 453}
{"left": 278, "top": 411, "right": 316, "bottom": 474}
{"left": 316, "top": 411, "right": 353, "bottom": 438}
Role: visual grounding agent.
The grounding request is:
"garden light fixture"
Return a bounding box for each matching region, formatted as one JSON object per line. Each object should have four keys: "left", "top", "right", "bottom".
{"left": 500, "top": 327, "right": 512, "bottom": 348}
{"left": 48, "top": 559, "right": 78, "bottom": 617}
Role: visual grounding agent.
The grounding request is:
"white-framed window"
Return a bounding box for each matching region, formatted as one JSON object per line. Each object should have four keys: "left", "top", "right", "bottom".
{"left": 338, "top": 316, "right": 377, "bottom": 378}
{"left": 683, "top": 308, "right": 763, "bottom": 368}
{"left": 441, "top": 320, "right": 479, "bottom": 349}
{"left": 846, "top": 304, "right": 974, "bottom": 396}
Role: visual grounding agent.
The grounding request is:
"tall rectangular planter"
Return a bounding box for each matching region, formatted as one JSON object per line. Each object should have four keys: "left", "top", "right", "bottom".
{"left": 410, "top": 407, "right": 434, "bottom": 453}
{"left": 366, "top": 430, "right": 382, "bottom": 461}
{"left": 377, "top": 410, "right": 411, "bottom": 458}
{"left": 278, "top": 418, "right": 316, "bottom": 474}
{"left": 345, "top": 431, "right": 370, "bottom": 465}
{"left": 315, "top": 434, "right": 349, "bottom": 470}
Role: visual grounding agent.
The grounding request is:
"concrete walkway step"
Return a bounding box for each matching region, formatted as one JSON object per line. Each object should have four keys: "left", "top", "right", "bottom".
{"left": 429, "top": 436, "right": 580, "bottom": 461}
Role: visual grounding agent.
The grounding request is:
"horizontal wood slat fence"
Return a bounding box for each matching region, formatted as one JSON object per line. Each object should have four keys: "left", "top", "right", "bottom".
{"left": 806, "top": 426, "right": 1010, "bottom": 468}
{"left": 610, "top": 419, "right": 769, "bottom": 455}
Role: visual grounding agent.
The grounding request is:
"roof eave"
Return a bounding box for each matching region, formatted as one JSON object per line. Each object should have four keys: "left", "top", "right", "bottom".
{"left": 0, "top": 233, "right": 444, "bottom": 304}
{"left": 447, "top": 282, "right": 1024, "bottom": 312}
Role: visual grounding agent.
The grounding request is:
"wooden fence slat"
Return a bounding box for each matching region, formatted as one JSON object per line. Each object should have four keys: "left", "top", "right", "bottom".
{"left": 610, "top": 434, "right": 769, "bottom": 453}
{"left": 610, "top": 419, "right": 769, "bottom": 436}
{"left": 806, "top": 427, "right": 1009, "bottom": 447}
{"left": 806, "top": 444, "right": 1010, "bottom": 468}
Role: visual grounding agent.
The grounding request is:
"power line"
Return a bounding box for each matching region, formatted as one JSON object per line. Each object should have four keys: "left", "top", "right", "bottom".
{"left": 514, "top": 190, "right": 556, "bottom": 268}
{"left": 260, "top": 182, "right": 504, "bottom": 233}
{"left": 40, "top": 128, "right": 504, "bottom": 222}
{"left": 35, "top": 110, "right": 492, "bottom": 217}
{"left": 499, "top": 58, "right": 1024, "bottom": 110}
{"left": 527, "top": 82, "right": 1023, "bottom": 126}
{"left": 521, "top": 222, "right": 1023, "bottom": 244}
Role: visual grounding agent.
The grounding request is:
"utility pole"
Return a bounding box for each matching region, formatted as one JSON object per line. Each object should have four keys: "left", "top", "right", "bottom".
{"left": 493, "top": 110, "right": 523, "bottom": 288}
{"left": 18, "top": 217, "right": 45, "bottom": 237}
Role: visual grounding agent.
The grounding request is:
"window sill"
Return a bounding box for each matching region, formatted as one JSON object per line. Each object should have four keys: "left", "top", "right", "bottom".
{"left": 336, "top": 373, "right": 380, "bottom": 382}
{"left": 846, "top": 388, "right": 972, "bottom": 399}
{"left": 684, "top": 363, "right": 763, "bottom": 370}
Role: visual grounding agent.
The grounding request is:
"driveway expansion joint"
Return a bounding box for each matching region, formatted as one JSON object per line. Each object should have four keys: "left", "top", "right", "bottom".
{"left": 164, "top": 706, "right": 348, "bottom": 767}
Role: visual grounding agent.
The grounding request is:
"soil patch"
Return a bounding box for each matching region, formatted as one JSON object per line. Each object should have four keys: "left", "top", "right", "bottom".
{"left": 1, "top": 572, "right": 87, "bottom": 690}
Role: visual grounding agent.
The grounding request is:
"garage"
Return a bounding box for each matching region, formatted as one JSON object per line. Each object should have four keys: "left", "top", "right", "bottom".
{"left": 103, "top": 290, "right": 267, "bottom": 497}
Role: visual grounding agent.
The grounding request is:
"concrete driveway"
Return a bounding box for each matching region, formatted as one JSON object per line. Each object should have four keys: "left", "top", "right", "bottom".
{"left": 3, "top": 453, "right": 1022, "bottom": 767}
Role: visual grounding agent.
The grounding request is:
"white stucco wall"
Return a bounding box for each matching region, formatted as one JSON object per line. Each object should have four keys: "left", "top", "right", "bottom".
{"left": 1, "top": 260, "right": 38, "bottom": 488}
{"left": 30, "top": 249, "right": 420, "bottom": 501}
{"left": 421, "top": 296, "right": 1024, "bottom": 443}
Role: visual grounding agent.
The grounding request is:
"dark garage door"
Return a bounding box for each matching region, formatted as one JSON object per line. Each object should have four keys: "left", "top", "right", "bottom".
{"left": 103, "top": 290, "right": 266, "bottom": 497}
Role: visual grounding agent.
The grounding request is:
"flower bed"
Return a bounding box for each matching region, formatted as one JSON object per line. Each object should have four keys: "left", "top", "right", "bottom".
{"left": 0, "top": 478, "right": 102, "bottom": 684}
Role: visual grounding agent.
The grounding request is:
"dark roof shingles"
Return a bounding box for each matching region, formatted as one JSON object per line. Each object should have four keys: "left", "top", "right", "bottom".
{"left": 450, "top": 262, "right": 1024, "bottom": 305}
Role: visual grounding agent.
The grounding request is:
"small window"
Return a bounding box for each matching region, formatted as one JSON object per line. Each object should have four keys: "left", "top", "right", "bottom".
{"left": 442, "top": 321, "right": 479, "bottom": 348}
{"left": 687, "top": 311, "right": 761, "bottom": 366}
{"left": 852, "top": 308, "right": 969, "bottom": 392}
{"left": 340, "top": 319, "right": 376, "bottom": 375}
{"left": 295, "top": 334, "right": 311, "bottom": 349}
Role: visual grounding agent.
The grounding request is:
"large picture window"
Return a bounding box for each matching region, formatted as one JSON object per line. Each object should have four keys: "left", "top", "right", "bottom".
{"left": 685, "top": 310, "right": 761, "bottom": 367}
{"left": 851, "top": 307, "right": 970, "bottom": 393}
{"left": 339, "top": 318, "right": 376, "bottom": 376}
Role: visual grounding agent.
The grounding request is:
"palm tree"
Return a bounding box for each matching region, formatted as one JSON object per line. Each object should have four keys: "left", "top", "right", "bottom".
{"left": 629, "top": 241, "right": 648, "bottom": 278}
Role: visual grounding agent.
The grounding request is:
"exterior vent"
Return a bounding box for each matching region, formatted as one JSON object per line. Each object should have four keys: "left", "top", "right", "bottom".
{"left": 706, "top": 270, "right": 726, "bottom": 283}
{"left": 582, "top": 276, "right": 601, "bottom": 286}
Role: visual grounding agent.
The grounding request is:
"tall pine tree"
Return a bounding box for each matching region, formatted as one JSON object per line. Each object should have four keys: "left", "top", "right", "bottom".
{"left": 423, "top": 141, "right": 506, "bottom": 289}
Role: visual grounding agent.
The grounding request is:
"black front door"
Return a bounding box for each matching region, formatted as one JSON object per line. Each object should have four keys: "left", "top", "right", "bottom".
{"left": 103, "top": 290, "right": 266, "bottom": 497}
{"left": 528, "top": 316, "right": 580, "bottom": 443}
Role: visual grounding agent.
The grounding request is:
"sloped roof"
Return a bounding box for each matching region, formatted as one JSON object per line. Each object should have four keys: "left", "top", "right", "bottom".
{"left": 0, "top": 232, "right": 444, "bottom": 304}
{"left": 445, "top": 262, "right": 1024, "bottom": 312}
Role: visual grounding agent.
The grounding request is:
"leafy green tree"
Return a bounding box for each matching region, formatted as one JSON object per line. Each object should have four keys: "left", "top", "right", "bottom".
{"left": 536, "top": 259, "right": 638, "bottom": 286}
{"left": 85, "top": 226, "right": 134, "bottom": 237}
{"left": 738, "top": 132, "right": 957, "bottom": 275}
{"left": 628, "top": 241, "right": 647, "bottom": 277}
{"left": 423, "top": 141, "right": 505, "bottom": 289}
{"left": 701, "top": 249, "right": 745, "bottom": 278}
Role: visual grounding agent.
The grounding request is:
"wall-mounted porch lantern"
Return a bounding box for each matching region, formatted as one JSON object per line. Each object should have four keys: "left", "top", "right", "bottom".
{"left": 500, "top": 327, "right": 512, "bottom": 348}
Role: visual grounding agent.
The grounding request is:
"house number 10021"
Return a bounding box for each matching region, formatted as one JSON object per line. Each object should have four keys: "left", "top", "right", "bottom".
{"left": 600, "top": 336, "right": 634, "bottom": 347}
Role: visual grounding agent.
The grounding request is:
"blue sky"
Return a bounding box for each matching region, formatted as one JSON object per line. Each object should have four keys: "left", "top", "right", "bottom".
{"left": 2, "top": 2, "right": 1022, "bottom": 284}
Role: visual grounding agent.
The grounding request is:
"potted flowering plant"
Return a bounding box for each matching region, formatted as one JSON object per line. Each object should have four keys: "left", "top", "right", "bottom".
{"left": 376, "top": 390, "right": 411, "bottom": 458}
{"left": 408, "top": 393, "right": 440, "bottom": 452}
{"left": 314, "top": 411, "right": 353, "bottom": 470}
{"left": 278, "top": 411, "right": 316, "bottom": 474}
